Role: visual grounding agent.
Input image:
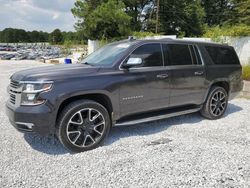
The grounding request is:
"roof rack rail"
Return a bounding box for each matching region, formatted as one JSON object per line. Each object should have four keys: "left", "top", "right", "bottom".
{"left": 143, "top": 36, "right": 174, "bottom": 40}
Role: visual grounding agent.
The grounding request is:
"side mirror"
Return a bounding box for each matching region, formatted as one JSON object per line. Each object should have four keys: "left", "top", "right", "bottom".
{"left": 122, "top": 57, "right": 143, "bottom": 69}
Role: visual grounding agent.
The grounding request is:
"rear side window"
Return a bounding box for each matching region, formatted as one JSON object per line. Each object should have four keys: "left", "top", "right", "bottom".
{"left": 164, "top": 44, "right": 193, "bottom": 66}
{"left": 205, "top": 46, "right": 240, "bottom": 65}
{"left": 194, "top": 46, "right": 202, "bottom": 65}
{"left": 129, "top": 43, "right": 163, "bottom": 67}
{"left": 189, "top": 45, "right": 198, "bottom": 65}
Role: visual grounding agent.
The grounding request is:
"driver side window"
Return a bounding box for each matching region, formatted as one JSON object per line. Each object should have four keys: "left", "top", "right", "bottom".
{"left": 129, "top": 43, "right": 163, "bottom": 67}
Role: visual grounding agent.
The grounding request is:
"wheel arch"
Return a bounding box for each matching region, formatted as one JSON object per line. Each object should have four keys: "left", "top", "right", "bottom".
{"left": 203, "top": 80, "right": 230, "bottom": 103}
{"left": 56, "top": 93, "right": 114, "bottom": 124}
{"left": 210, "top": 81, "right": 230, "bottom": 94}
{"left": 201, "top": 80, "right": 229, "bottom": 119}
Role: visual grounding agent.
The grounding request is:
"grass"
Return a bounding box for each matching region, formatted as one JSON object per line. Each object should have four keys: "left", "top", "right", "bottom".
{"left": 242, "top": 65, "right": 250, "bottom": 81}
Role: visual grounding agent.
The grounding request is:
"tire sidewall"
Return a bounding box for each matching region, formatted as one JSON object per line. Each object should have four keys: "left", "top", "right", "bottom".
{"left": 58, "top": 101, "right": 111, "bottom": 153}
{"left": 207, "top": 87, "right": 228, "bottom": 119}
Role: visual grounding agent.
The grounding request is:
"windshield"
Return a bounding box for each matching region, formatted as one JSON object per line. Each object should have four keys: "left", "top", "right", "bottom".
{"left": 81, "top": 42, "right": 132, "bottom": 66}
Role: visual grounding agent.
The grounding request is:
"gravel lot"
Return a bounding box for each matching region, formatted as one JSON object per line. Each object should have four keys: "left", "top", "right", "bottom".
{"left": 0, "top": 61, "right": 250, "bottom": 188}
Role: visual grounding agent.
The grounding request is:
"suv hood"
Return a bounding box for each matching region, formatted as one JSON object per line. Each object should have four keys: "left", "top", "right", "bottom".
{"left": 11, "top": 64, "right": 100, "bottom": 82}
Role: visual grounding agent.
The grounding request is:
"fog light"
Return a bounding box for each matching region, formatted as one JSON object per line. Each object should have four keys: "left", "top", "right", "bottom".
{"left": 15, "top": 122, "right": 34, "bottom": 131}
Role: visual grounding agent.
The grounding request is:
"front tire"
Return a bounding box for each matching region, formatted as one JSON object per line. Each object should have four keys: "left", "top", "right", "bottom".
{"left": 57, "top": 100, "right": 111, "bottom": 153}
{"left": 200, "top": 86, "right": 228, "bottom": 120}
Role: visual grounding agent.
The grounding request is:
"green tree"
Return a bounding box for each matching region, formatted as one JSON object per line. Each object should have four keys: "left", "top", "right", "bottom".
{"left": 0, "top": 28, "right": 87, "bottom": 44}
{"left": 185, "top": 1, "right": 206, "bottom": 36}
{"left": 0, "top": 28, "right": 51, "bottom": 43}
{"left": 49, "top": 29, "right": 63, "bottom": 44}
{"left": 1, "top": 28, "right": 15, "bottom": 43}
{"left": 152, "top": 0, "right": 205, "bottom": 36}
{"left": 18, "top": 29, "right": 30, "bottom": 42}
{"left": 201, "top": 0, "right": 236, "bottom": 26}
{"left": 29, "top": 31, "right": 40, "bottom": 42}
{"left": 76, "top": 30, "right": 88, "bottom": 44}
{"left": 72, "top": 0, "right": 131, "bottom": 40}
{"left": 123, "top": 0, "right": 153, "bottom": 31}
{"left": 203, "top": 24, "right": 250, "bottom": 39}
{"left": 230, "top": 0, "right": 250, "bottom": 25}
{"left": 39, "top": 31, "right": 50, "bottom": 42}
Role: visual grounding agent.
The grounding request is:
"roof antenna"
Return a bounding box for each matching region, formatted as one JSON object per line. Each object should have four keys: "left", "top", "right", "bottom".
{"left": 128, "top": 36, "right": 135, "bottom": 41}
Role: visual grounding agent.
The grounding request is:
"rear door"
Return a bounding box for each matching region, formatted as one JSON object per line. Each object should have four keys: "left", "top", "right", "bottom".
{"left": 119, "top": 43, "right": 171, "bottom": 117}
{"left": 162, "top": 43, "right": 207, "bottom": 107}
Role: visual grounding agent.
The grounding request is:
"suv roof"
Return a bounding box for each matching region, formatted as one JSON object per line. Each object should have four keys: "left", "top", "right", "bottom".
{"left": 118, "top": 37, "right": 230, "bottom": 48}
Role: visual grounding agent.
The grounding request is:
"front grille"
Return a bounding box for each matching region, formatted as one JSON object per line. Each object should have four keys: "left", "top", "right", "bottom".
{"left": 10, "top": 80, "right": 20, "bottom": 89}
{"left": 8, "top": 79, "right": 22, "bottom": 107}
{"left": 10, "top": 93, "right": 16, "bottom": 105}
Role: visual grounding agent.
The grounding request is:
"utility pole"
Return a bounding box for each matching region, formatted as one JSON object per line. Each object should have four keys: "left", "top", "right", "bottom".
{"left": 155, "top": 0, "right": 160, "bottom": 34}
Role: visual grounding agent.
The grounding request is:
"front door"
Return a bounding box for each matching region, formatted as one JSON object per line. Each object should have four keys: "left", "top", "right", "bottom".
{"left": 119, "top": 43, "right": 171, "bottom": 118}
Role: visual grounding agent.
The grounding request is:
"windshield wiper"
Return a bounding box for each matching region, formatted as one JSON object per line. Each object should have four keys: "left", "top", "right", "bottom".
{"left": 83, "top": 62, "right": 93, "bottom": 66}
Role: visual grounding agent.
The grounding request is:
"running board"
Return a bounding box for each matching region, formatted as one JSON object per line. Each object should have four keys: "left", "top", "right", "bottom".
{"left": 115, "top": 107, "right": 201, "bottom": 126}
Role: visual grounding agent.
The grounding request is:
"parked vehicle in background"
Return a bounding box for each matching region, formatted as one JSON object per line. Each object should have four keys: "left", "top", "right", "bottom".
{"left": 1, "top": 54, "right": 16, "bottom": 60}
{"left": 0, "top": 44, "right": 61, "bottom": 60}
{"left": 6, "top": 38, "right": 243, "bottom": 152}
{"left": 0, "top": 53, "right": 6, "bottom": 58}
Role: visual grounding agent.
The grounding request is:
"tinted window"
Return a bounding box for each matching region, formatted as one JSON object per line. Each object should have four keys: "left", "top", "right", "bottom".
{"left": 205, "top": 46, "right": 240, "bottom": 65}
{"left": 167, "top": 44, "right": 193, "bottom": 65}
{"left": 189, "top": 45, "right": 197, "bottom": 65}
{"left": 129, "top": 44, "right": 163, "bottom": 67}
{"left": 194, "top": 46, "right": 202, "bottom": 65}
{"left": 162, "top": 44, "right": 170, "bottom": 66}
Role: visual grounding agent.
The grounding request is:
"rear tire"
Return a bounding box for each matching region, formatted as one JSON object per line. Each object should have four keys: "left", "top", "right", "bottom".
{"left": 57, "top": 100, "right": 111, "bottom": 153}
{"left": 200, "top": 86, "right": 228, "bottom": 120}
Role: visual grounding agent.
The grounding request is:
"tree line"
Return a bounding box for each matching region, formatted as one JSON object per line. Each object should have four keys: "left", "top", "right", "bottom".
{"left": 0, "top": 28, "right": 86, "bottom": 44}
{"left": 72, "top": 0, "right": 250, "bottom": 40}
{"left": 0, "top": 0, "right": 249, "bottom": 43}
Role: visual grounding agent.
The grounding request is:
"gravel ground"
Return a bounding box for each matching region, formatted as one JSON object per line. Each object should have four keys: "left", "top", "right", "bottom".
{"left": 0, "top": 61, "right": 250, "bottom": 188}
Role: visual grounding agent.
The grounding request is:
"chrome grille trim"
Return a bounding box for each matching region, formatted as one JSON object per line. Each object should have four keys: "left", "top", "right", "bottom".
{"left": 10, "top": 94, "right": 16, "bottom": 105}
{"left": 8, "top": 79, "right": 23, "bottom": 107}
{"left": 10, "top": 80, "right": 21, "bottom": 89}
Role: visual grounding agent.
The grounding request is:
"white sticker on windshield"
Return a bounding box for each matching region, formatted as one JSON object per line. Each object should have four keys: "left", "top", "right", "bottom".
{"left": 117, "top": 44, "right": 130, "bottom": 48}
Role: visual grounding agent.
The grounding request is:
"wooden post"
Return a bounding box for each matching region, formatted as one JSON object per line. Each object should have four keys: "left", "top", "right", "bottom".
{"left": 155, "top": 0, "right": 160, "bottom": 34}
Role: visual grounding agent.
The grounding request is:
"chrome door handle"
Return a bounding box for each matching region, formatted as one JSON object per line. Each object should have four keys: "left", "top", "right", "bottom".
{"left": 157, "top": 74, "right": 169, "bottom": 79}
{"left": 194, "top": 71, "right": 204, "bottom": 76}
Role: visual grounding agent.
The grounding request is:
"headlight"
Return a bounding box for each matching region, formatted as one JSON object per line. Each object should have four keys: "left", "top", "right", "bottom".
{"left": 21, "top": 81, "right": 53, "bottom": 106}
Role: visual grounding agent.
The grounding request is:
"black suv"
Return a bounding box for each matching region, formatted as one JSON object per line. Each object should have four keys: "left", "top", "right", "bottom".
{"left": 6, "top": 38, "right": 243, "bottom": 152}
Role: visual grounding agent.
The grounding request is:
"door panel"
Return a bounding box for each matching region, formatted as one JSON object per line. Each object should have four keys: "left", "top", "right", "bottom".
{"left": 119, "top": 67, "right": 170, "bottom": 117}
{"left": 162, "top": 43, "right": 207, "bottom": 107}
{"left": 169, "top": 65, "right": 206, "bottom": 106}
{"left": 118, "top": 43, "right": 170, "bottom": 118}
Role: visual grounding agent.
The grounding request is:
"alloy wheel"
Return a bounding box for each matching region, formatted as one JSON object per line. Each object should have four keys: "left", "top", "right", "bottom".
{"left": 210, "top": 90, "right": 227, "bottom": 117}
{"left": 66, "top": 108, "right": 106, "bottom": 148}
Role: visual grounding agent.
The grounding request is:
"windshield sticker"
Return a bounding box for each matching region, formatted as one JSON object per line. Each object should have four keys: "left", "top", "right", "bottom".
{"left": 117, "top": 44, "right": 130, "bottom": 48}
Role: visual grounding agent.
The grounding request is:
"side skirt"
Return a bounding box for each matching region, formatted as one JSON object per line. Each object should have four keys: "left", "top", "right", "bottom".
{"left": 114, "top": 106, "right": 202, "bottom": 126}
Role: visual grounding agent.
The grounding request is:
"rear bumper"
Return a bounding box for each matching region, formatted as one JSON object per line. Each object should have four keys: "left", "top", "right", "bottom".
{"left": 5, "top": 102, "right": 56, "bottom": 135}
{"left": 229, "top": 80, "right": 243, "bottom": 100}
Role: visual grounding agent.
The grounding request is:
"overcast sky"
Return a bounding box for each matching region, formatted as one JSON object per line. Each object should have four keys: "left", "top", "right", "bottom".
{"left": 0, "top": 0, "right": 76, "bottom": 32}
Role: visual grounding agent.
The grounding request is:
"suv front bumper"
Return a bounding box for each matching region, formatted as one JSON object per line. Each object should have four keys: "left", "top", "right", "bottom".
{"left": 5, "top": 102, "right": 56, "bottom": 135}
